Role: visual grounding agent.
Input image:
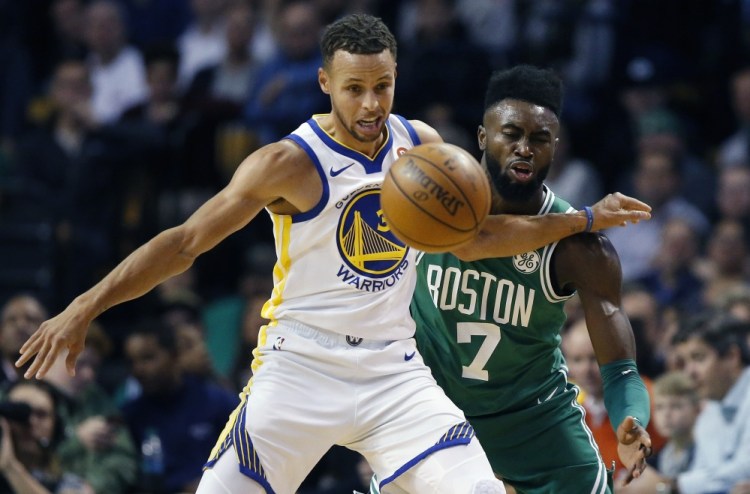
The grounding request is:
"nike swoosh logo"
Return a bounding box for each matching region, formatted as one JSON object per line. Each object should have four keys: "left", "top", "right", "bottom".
{"left": 621, "top": 369, "right": 635, "bottom": 375}
{"left": 536, "top": 386, "right": 558, "bottom": 404}
{"left": 330, "top": 162, "right": 355, "bottom": 177}
{"left": 404, "top": 351, "right": 416, "bottom": 361}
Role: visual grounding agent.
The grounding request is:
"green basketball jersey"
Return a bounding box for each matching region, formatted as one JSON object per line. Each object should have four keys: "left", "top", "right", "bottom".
{"left": 412, "top": 188, "right": 576, "bottom": 417}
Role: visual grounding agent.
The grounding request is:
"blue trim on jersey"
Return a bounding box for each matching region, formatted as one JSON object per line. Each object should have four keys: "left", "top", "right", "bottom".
{"left": 203, "top": 402, "right": 277, "bottom": 494}
{"left": 306, "top": 117, "right": 393, "bottom": 174}
{"left": 238, "top": 466, "right": 276, "bottom": 494}
{"left": 378, "top": 421, "right": 475, "bottom": 490}
{"left": 284, "top": 134, "right": 330, "bottom": 223}
{"left": 394, "top": 114, "right": 421, "bottom": 146}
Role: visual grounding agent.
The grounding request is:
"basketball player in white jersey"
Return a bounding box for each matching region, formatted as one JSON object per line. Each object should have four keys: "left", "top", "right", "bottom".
{"left": 16, "top": 13, "right": 651, "bottom": 494}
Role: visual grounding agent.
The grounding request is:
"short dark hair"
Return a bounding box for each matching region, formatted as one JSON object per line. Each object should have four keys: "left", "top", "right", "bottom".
{"left": 673, "top": 312, "right": 750, "bottom": 365}
{"left": 320, "top": 13, "right": 397, "bottom": 68}
{"left": 128, "top": 318, "right": 178, "bottom": 355}
{"left": 484, "top": 65, "right": 563, "bottom": 117}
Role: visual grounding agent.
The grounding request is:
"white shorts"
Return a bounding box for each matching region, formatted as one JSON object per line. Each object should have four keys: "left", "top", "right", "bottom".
{"left": 202, "top": 320, "right": 478, "bottom": 493}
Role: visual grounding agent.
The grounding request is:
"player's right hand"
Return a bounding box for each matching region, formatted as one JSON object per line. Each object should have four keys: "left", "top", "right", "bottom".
{"left": 589, "top": 192, "right": 651, "bottom": 231}
{"left": 15, "top": 306, "right": 89, "bottom": 379}
{"left": 616, "top": 415, "right": 652, "bottom": 485}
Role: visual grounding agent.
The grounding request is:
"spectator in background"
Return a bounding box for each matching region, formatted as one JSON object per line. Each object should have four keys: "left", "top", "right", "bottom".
{"left": 647, "top": 315, "right": 750, "bottom": 494}
{"left": 177, "top": 0, "right": 229, "bottom": 89}
{"left": 621, "top": 284, "right": 670, "bottom": 376}
{"left": 119, "top": 42, "right": 199, "bottom": 252}
{"left": 0, "top": 379, "right": 88, "bottom": 493}
{"left": 649, "top": 372, "right": 698, "bottom": 481}
{"left": 454, "top": 0, "right": 516, "bottom": 69}
{"left": 595, "top": 49, "right": 676, "bottom": 190}
{"left": 606, "top": 148, "right": 709, "bottom": 282}
{"left": 717, "top": 65, "right": 750, "bottom": 169}
{"left": 182, "top": 1, "right": 262, "bottom": 190}
{"left": 561, "top": 318, "right": 665, "bottom": 486}
{"left": 636, "top": 217, "right": 705, "bottom": 315}
{"left": 393, "top": 0, "right": 491, "bottom": 145}
{"left": 47, "top": 0, "right": 88, "bottom": 76}
{"left": 244, "top": 0, "right": 328, "bottom": 145}
{"left": 696, "top": 219, "right": 750, "bottom": 308}
{"left": 84, "top": 0, "right": 148, "bottom": 124}
{"left": 43, "top": 322, "right": 138, "bottom": 494}
{"left": 544, "top": 123, "right": 604, "bottom": 209}
{"left": 714, "top": 166, "right": 750, "bottom": 231}
{"left": 617, "top": 371, "right": 700, "bottom": 494}
{"left": 719, "top": 286, "right": 750, "bottom": 322}
{"left": 633, "top": 108, "right": 715, "bottom": 217}
{"left": 121, "top": 0, "right": 192, "bottom": 50}
{"left": 13, "top": 59, "right": 131, "bottom": 305}
{"left": 718, "top": 287, "right": 750, "bottom": 355}
{"left": 183, "top": 2, "right": 260, "bottom": 122}
{"left": 163, "top": 305, "right": 230, "bottom": 389}
{"left": 0, "top": 295, "right": 47, "bottom": 385}
{"left": 0, "top": 0, "right": 32, "bottom": 166}
{"left": 121, "top": 320, "right": 238, "bottom": 493}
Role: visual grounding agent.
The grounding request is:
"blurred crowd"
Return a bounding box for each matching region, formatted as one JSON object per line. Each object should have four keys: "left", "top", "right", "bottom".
{"left": 1, "top": 0, "right": 750, "bottom": 493}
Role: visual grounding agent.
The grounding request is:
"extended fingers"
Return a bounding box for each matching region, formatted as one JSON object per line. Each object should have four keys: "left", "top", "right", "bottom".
{"left": 23, "top": 335, "right": 65, "bottom": 379}
{"left": 16, "top": 329, "right": 44, "bottom": 367}
{"left": 616, "top": 193, "right": 652, "bottom": 212}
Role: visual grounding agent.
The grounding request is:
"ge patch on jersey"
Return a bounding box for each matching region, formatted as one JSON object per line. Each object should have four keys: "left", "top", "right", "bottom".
{"left": 513, "top": 251, "right": 541, "bottom": 274}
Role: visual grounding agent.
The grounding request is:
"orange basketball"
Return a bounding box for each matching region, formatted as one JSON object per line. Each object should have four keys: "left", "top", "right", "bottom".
{"left": 381, "top": 142, "right": 491, "bottom": 252}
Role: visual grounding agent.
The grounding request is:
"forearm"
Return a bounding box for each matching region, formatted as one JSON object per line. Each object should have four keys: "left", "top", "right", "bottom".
{"left": 2, "top": 459, "right": 53, "bottom": 494}
{"left": 453, "top": 211, "right": 588, "bottom": 260}
{"left": 601, "top": 359, "right": 650, "bottom": 431}
{"left": 73, "top": 227, "right": 196, "bottom": 320}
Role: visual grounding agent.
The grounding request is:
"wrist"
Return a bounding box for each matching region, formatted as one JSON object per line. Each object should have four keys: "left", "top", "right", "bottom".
{"left": 583, "top": 206, "right": 594, "bottom": 232}
{"left": 1, "top": 457, "right": 21, "bottom": 474}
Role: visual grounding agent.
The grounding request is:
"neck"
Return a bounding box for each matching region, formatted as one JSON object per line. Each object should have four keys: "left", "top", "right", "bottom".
{"left": 670, "top": 433, "right": 693, "bottom": 450}
{"left": 489, "top": 185, "right": 545, "bottom": 216}
{"left": 318, "top": 114, "right": 385, "bottom": 159}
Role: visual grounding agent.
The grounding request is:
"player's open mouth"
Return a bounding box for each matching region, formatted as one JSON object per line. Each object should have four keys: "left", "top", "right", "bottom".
{"left": 510, "top": 162, "right": 534, "bottom": 182}
{"left": 357, "top": 118, "right": 381, "bottom": 132}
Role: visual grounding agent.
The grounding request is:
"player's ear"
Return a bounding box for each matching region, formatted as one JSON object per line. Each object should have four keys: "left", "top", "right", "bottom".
{"left": 477, "top": 125, "right": 486, "bottom": 150}
{"left": 319, "top": 67, "right": 330, "bottom": 94}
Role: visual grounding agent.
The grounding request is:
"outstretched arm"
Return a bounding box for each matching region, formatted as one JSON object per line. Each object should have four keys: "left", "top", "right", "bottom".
{"left": 453, "top": 192, "right": 651, "bottom": 261}
{"left": 556, "top": 233, "right": 652, "bottom": 483}
{"left": 17, "top": 141, "right": 314, "bottom": 379}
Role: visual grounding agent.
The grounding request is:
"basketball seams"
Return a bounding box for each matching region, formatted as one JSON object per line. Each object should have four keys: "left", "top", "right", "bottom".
{"left": 386, "top": 164, "right": 477, "bottom": 235}
{"left": 407, "top": 153, "right": 482, "bottom": 225}
{"left": 380, "top": 142, "right": 490, "bottom": 252}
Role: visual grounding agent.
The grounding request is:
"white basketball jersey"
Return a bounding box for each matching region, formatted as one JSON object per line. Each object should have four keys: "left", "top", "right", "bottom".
{"left": 261, "top": 114, "right": 422, "bottom": 340}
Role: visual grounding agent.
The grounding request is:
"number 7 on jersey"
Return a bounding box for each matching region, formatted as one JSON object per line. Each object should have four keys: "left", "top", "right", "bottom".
{"left": 457, "top": 322, "right": 501, "bottom": 381}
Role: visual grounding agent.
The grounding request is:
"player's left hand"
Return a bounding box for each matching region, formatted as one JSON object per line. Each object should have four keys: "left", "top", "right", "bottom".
{"left": 616, "top": 416, "right": 652, "bottom": 484}
{"left": 589, "top": 192, "right": 651, "bottom": 231}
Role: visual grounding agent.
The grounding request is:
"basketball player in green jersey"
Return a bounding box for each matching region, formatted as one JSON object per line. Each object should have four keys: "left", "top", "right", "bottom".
{"left": 370, "top": 65, "right": 652, "bottom": 493}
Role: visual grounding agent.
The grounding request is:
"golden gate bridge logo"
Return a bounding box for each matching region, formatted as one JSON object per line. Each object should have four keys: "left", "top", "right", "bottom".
{"left": 337, "top": 189, "right": 408, "bottom": 277}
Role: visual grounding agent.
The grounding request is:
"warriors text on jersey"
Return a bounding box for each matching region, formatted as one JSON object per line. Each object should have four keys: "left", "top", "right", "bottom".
{"left": 412, "top": 188, "right": 577, "bottom": 416}
{"left": 264, "top": 114, "right": 421, "bottom": 340}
